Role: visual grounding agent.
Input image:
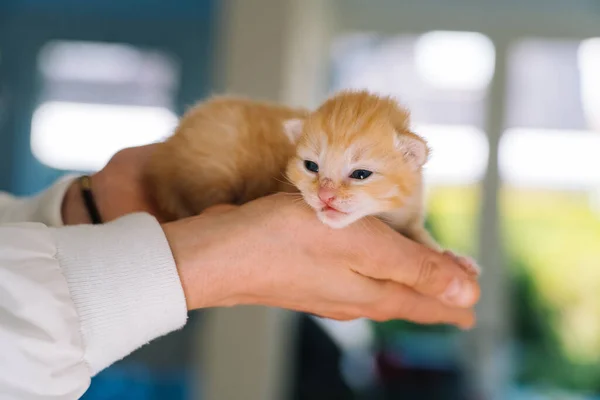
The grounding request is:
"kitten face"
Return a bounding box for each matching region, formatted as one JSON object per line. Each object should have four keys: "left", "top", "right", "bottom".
{"left": 284, "top": 91, "right": 428, "bottom": 228}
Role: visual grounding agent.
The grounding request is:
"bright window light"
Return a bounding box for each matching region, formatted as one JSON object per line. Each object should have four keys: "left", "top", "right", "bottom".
{"left": 500, "top": 128, "right": 600, "bottom": 190}
{"left": 414, "top": 124, "right": 489, "bottom": 185}
{"left": 415, "top": 31, "right": 495, "bottom": 91}
{"left": 31, "top": 102, "right": 178, "bottom": 171}
{"left": 578, "top": 38, "right": 600, "bottom": 131}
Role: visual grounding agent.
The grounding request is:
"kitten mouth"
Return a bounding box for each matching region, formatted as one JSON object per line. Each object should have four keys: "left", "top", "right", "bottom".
{"left": 321, "top": 205, "right": 347, "bottom": 215}
{"left": 316, "top": 205, "right": 356, "bottom": 229}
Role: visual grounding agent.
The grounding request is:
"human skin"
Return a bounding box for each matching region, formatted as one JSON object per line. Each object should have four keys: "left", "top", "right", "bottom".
{"left": 62, "top": 145, "right": 480, "bottom": 328}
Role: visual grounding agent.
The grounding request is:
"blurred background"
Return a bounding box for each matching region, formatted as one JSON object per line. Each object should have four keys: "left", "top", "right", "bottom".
{"left": 1, "top": 0, "right": 600, "bottom": 399}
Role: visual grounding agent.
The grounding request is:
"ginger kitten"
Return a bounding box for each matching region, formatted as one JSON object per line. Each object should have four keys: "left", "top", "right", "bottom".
{"left": 285, "top": 92, "right": 438, "bottom": 247}
{"left": 146, "top": 90, "right": 480, "bottom": 274}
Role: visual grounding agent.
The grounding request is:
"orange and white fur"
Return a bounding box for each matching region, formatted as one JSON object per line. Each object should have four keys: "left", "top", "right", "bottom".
{"left": 146, "top": 90, "right": 480, "bottom": 274}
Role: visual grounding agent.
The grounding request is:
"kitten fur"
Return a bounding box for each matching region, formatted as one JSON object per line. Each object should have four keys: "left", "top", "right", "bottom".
{"left": 145, "top": 90, "right": 479, "bottom": 273}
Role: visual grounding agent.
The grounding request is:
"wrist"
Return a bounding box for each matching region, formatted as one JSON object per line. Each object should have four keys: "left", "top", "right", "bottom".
{"left": 161, "top": 213, "right": 247, "bottom": 311}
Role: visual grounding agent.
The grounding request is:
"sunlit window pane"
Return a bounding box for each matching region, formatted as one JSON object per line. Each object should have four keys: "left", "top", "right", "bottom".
{"left": 415, "top": 31, "right": 495, "bottom": 91}
{"left": 500, "top": 128, "right": 600, "bottom": 190}
{"left": 31, "top": 102, "right": 178, "bottom": 171}
{"left": 33, "top": 40, "right": 180, "bottom": 171}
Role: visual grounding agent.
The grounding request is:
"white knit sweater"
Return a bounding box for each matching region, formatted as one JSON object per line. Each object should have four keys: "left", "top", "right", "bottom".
{"left": 0, "top": 176, "right": 188, "bottom": 399}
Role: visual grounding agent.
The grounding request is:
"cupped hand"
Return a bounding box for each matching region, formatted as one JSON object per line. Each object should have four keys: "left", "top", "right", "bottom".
{"left": 62, "top": 144, "right": 161, "bottom": 225}
{"left": 62, "top": 145, "right": 480, "bottom": 328}
{"left": 163, "top": 193, "right": 480, "bottom": 329}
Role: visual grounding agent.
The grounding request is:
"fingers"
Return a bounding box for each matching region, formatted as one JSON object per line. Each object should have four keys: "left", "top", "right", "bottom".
{"left": 341, "top": 218, "right": 480, "bottom": 309}
{"left": 371, "top": 236, "right": 480, "bottom": 309}
{"left": 367, "top": 281, "right": 476, "bottom": 329}
{"left": 295, "top": 279, "right": 476, "bottom": 328}
{"left": 443, "top": 250, "right": 481, "bottom": 277}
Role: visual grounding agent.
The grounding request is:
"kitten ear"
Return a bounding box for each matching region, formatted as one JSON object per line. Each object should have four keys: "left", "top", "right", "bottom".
{"left": 283, "top": 118, "right": 304, "bottom": 144}
{"left": 394, "top": 132, "right": 429, "bottom": 169}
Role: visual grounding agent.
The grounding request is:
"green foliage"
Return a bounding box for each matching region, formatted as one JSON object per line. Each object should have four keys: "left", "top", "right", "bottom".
{"left": 372, "top": 185, "right": 600, "bottom": 394}
{"left": 509, "top": 255, "right": 600, "bottom": 393}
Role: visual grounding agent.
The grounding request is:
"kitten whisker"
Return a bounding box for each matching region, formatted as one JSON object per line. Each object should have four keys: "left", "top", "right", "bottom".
{"left": 273, "top": 176, "right": 287, "bottom": 185}
{"left": 273, "top": 174, "right": 295, "bottom": 187}
{"left": 293, "top": 198, "right": 308, "bottom": 206}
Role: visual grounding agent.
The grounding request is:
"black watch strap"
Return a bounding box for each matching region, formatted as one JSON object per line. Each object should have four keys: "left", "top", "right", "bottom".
{"left": 78, "top": 175, "right": 103, "bottom": 224}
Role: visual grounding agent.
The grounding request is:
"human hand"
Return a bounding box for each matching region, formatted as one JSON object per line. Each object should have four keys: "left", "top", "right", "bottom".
{"left": 163, "top": 194, "right": 480, "bottom": 328}
{"left": 61, "top": 144, "right": 161, "bottom": 225}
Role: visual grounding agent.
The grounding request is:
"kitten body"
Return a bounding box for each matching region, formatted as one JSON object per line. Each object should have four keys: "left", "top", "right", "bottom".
{"left": 146, "top": 90, "right": 477, "bottom": 272}
{"left": 147, "top": 96, "right": 307, "bottom": 221}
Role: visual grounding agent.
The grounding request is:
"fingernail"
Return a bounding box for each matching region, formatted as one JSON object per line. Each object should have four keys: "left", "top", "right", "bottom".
{"left": 442, "top": 278, "right": 473, "bottom": 307}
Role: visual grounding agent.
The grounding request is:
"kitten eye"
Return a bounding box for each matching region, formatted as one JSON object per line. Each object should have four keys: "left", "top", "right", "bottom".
{"left": 304, "top": 160, "right": 319, "bottom": 173}
{"left": 349, "top": 169, "right": 373, "bottom": 180}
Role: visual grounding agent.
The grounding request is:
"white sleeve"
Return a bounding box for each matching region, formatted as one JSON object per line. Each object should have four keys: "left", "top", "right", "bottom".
{"left": 0, "top": 214, "right": 188, "bottom": 399}
{"left": 0, "top": 175, "right": 77, "bottom": 226}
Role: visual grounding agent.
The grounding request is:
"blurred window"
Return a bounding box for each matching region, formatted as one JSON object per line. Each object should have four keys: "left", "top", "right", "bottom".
{"left": 31, "top": 40, "right": 180, "bottom": 171}
{"left": 500, "top": 38, "right": 600, "bottom": 393}
{"left": 500, "top": 128, "right": 600, "bottom": 190}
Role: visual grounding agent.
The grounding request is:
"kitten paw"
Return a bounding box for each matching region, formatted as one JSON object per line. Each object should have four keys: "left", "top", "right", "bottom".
{"left": 443, "top": 250, "right": 481, "bottom": 277}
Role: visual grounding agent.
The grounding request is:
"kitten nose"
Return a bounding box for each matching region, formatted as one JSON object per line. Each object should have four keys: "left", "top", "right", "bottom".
{"left": 318, "top": 187, "right": 336, "bottom": 204}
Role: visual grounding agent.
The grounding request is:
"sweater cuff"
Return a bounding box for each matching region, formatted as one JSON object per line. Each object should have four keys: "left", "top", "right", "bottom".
{"left": 51, "top": 213, "right": 188, "bottom": 374}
